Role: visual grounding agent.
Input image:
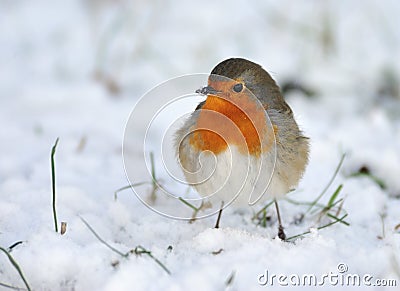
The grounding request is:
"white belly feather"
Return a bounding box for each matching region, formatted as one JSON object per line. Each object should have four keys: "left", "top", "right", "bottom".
{"left": 186, "top": 145, "right": 288, "bottom": 207}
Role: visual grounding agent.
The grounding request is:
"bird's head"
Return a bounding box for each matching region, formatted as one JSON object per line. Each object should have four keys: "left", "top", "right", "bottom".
{"left": 196, "top": 58, "right": 284, "bottom": 110}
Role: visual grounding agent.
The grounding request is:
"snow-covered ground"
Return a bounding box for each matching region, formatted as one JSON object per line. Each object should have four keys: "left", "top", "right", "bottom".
{"left": 1, "top": 0, "right": 400, "bottom": 290}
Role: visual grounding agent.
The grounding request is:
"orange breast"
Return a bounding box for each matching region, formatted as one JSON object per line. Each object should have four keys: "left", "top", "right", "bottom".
{"left": 189, "top": 95, "right": 272, "bottom": 156}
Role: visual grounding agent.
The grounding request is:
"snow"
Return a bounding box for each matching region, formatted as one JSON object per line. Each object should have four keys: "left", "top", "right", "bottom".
{"left": 1, "top": 0, "right": 400, "bottom": 290}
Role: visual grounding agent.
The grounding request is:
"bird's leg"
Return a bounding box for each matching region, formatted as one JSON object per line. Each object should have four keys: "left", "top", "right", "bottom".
{"left": 214, "top": 201, "right": 224, "bottom": 229}
{"left": 274, "top": 199, "right": 286, "bottom": 240}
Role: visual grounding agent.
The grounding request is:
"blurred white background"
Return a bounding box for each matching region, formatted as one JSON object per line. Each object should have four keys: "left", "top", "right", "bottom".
{"left": 1, "top": 1, "right": 400, "bottom": 290}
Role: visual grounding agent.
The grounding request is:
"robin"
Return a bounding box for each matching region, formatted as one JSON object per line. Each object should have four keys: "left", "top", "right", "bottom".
{"left": 175, "top": 58, "right": 309, "bottom": 240}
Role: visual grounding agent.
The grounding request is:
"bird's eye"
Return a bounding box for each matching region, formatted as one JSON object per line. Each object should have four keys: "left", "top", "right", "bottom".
{"left": 233, "top": 83, "right": 243, "bottom": 93}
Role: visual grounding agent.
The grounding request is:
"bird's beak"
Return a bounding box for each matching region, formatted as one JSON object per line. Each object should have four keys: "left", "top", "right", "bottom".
{"left": 195, "top": 86, "right": 220, "bottom": 95}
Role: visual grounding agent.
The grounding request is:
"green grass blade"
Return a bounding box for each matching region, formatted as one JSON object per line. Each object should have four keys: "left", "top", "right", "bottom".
{"left": 114, "top": 181, "right": 152, "bottom": 200}
{"left": 326, "top": 213, "right": 350, "bottom": 226}
{"left": 80, "top": 218, "right": 171, "bottom": 275}
{"left": 286, "top": 214, "right": 348, "bottom": 241}
{"left": 0, "top": 247, "right": 31, "bottom": 291}
{"left": 178, "top": 197, "right": 200, "bottom": 211}
{"left": 327, "top": 184, "right": 343, "bottom": 209}
{"left": 134, "top": 245, "right": 171, "bottom": 275}
{"left": 51, "top": 137, "right": 59, "bottom": 233}
{"left": 306, "top": 153, "right": 345, "bottom": 214}
{"left": 252, "top": 200, "right": 274, "bottom": 220}
{"left": 80, "top": 217, "right": 127, "bottom": 257}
